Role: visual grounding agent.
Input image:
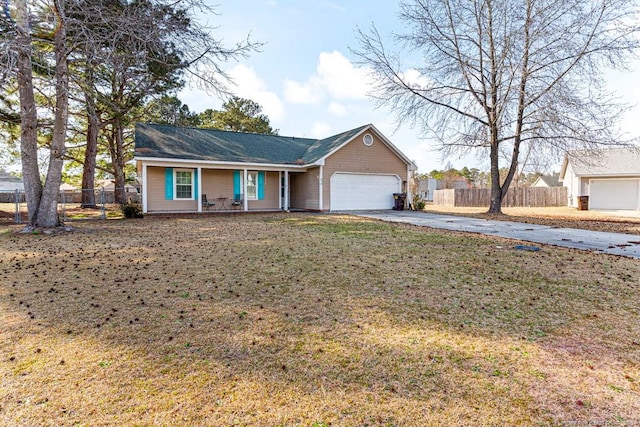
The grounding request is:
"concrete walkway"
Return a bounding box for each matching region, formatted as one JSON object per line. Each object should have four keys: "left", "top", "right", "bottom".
{"left": 351, "top": 210, "right": 640, "bottom": 259}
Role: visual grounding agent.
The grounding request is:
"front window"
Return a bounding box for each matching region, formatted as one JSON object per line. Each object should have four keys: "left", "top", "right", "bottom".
{"left": 175, "top": 170, "right": 193, "bottom": 199}
{"left": 246, "top": 171, "right": 257, "bottom": 200}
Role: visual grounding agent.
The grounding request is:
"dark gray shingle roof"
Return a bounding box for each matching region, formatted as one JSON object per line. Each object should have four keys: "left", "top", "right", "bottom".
{"left": 134, "top": 123, "right": 373, "bottom": 165}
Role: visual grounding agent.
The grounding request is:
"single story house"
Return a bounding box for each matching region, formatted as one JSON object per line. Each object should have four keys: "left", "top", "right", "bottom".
{"left": 559, "top": 148, "right": 640, "bottom": 210}
{"left": 532, "top": 173, "right": 561, "bottom": 188}
{"left": 134, "top": 123, "right": 416, "bottom": 214}
{"left": 414, "top": 177, "right": 438, "bottom": 201}
{"left": 438, "top": 177, "right": 472, "bottom": 190}
{"left": 96, "top": 179, "right": 139, "bottom": 193}
{"left": 59, "top": 183, "right": 77, "bottom": 192}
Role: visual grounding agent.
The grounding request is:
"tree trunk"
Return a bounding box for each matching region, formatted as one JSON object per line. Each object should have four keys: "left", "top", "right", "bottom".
{"left": 35, "top": 0, "right": 68, "bottom": 227}
{"left": 489, "top": 192, "right": 503, "bottom": 213}
{"left": 81, "top": 95, "right": 99, "bottom": 208}
{"left": 15, "top": 0, "right": 42, "bottom": 226}
{"left": 488, "top": 123, "right": 503, "bottom": 214}
{"left": 113, "top": 120, "right": 126, "bottom": 204}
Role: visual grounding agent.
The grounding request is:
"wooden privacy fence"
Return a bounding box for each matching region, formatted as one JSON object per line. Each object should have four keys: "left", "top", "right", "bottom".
{"left": 434, "top": 187, "right": 567, "bottom": 207}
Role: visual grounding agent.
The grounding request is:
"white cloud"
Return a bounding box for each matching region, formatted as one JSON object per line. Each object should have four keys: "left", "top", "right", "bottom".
{"left": 316, "top": 51, "right": 371, "bottom": 100}
{"left": 178, "top": 87, "right": 220, "bottom": 113}
{"left": 284, "top": 50, "right": 373, "bottom": 105}
{"left": 328, "top": 102, "right": 348, "bottom": 117}
{"left": 283, "top": 79, "right": 323, "bottom": 105}
{"left": 229, "top": 64, "right": 285, "bottom": 121}
{"left": 400, "top": 68, "right": 432, "bottom": 89}
{"left": 310, "top": 121, "right": 332, "bottom": 138}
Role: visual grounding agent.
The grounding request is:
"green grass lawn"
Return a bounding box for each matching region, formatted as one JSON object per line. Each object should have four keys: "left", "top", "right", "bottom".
{"left": 1, "top": 213, "right": 638, "bottom": 426}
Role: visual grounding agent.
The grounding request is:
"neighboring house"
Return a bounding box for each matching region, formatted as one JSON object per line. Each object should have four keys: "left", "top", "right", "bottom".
{"left": 59, "top": 183, "right": 77, "bottom": 192}
{"left": 437, "top": 177, "right": 472, "bottom": 190}
{"left": 532, "top": 173, "right": 561, "bottom": 188}
{"left": 0, "top": 171, "right": 24, "bottom": 192}
{"left": 134, "top": 123, "right": 416, "bottom": 213}
{"left": 415, "top": 177, "right": 438, "bottom": 201}
{"left": 96, "top": 179, "right": 138, "bottom": 193}
{"left": 560, "top": 148, "right": 640, "bottom": 210}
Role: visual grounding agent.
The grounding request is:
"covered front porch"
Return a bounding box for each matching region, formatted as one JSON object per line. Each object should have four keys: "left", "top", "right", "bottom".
{"left": 139, "top": 163, "right": 317, "bottom": 214}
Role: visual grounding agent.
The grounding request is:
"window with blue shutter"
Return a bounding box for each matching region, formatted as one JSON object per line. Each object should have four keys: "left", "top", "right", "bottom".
{"left": 233, "top": 170, "right": 265, "bottom": 201}
{"left": 174, "top": 170, "right": 193, "bottom": 199}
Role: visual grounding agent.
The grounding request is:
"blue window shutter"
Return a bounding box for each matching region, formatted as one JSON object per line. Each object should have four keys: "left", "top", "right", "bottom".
{"left": 193, "top": 169, "right": 198, "bottom": 199}
{"left": 165, "top": 168, "right": 173, "bottom": 200}
{"left": 258, "top": 171, "right": 265, "bottom": 200}
{"left": 233, "top": 170, "right": 241, "bottom": 199}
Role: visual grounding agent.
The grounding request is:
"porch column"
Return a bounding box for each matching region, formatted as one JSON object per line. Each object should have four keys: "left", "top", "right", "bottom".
{"left": 278, "top": 171, "right": 282, "bottom": 210}
{"left": 142, "top": 163, "right": 148, "bottom": 213}
{"left": 284, "top": 171, "right": 289, "bottom": 211}
{"left": 197, "top": 166, "right": 202, "bottom": 213}
{"left": 406, "top": 165, "right": 412, "bottom": 207}
{"left": 243, "top": 168, "right": 248, "bottom": 211}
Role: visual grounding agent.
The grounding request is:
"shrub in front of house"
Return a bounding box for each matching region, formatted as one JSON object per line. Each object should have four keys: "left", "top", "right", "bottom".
{"left": 120, "top": 202, "right": 143, "bottom": 218}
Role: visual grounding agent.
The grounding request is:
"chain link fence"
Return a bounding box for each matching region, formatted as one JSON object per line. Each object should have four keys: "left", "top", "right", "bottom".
{"left": 0, "top": 188, "right": 141, "bottom": 225}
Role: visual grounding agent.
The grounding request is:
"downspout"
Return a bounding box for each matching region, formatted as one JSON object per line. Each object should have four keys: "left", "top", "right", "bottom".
{"left": 406, "top": 165, "right": 412, "bottom": 206}
{"left": 197, "top": 166, "right": 202, "bottom": 213}
{"left": 278, "top": 171, "right": 282, "bottom": 210}
{"left": 318, "top": 165, "right": 324, "bottom": 211}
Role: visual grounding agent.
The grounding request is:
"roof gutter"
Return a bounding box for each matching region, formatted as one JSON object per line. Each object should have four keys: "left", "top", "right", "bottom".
{"left": 134, "top": 156, "right": 312, "bottom": 172}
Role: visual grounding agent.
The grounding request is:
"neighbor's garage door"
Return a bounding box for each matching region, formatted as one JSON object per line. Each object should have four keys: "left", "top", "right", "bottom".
{"left": 330, "top": 173, "right": 400, "bottom": 211}
{"left": 590, "top": 179, "right": 640, "bottom": 210}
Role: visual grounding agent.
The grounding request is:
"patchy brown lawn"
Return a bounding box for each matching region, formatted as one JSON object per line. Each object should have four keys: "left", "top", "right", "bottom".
{"left": 423, "top": 205, "right": 640, "bottom": 235}
{"left": 0, "top": 203, "right": 123, "bottom": 225}
{"left": 1, "top": 214, "right": 639, "bottom": 426}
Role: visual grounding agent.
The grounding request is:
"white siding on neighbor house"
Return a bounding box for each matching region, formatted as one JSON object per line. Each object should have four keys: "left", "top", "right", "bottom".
{"left": 562, "top": 163, "right": 581, "bottom": 207}
{"left": 562, "top": 148, "right": 640, "bottom": 209}
{"left": 589, "top": 178, "right": 640, "bottom": 210}
{"left": 0, "top": 180, "right": 24, "bottom": 192}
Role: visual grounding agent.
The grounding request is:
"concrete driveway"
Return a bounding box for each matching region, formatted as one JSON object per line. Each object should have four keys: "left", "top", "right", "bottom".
{"left": 351, "top": 210, "right": 640, "bottom": 259}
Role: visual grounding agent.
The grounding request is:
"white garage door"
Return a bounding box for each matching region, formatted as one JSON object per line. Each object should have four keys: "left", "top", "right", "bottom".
{"left": 590, "top": 179, "right": 640, "bottom": 210}
{"left": 330, "top": 173, "right": 401, "bottom": 211}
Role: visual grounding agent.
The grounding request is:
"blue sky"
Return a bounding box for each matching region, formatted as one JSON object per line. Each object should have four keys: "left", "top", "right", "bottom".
{"left": 179, "top": 1, "right": 640, "bottom": 174}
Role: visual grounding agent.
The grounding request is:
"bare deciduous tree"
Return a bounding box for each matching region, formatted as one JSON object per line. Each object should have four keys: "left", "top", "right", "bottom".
{"left": 356, "top": 0, "right": 640, "bottom": 213}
